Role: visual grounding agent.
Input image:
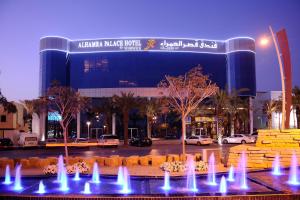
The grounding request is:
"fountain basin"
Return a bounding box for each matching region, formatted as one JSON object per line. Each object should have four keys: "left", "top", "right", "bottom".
{"left": 0, "top": 172, "right": 282, "bottom": 198}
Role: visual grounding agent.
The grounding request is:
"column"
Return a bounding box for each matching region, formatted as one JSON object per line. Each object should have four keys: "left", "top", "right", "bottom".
{"left": 249, "top": 97, "right": 253, "bottom": 134}
{"left": 39, "top": 111, "right": 46, "bottom": 141}
{"left": 77, "top": 112, "right": 81, "bottom": 139}
{"left": 112, "top": 113, "right": 116, "bottom": 135}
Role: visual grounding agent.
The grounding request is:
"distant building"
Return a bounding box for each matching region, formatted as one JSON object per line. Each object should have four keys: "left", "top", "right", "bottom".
{"left": 39, "top": 36, "right": 256, "bottom": 140}
{"left": 253, "top": 91, "right": 298, "bottom": 129}
{"left": 0, "top": 102, "right": 28, "bottom": 144}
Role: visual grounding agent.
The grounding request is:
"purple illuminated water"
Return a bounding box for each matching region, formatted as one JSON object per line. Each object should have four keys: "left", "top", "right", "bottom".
{"left": 227, "top": 165, "right": 235, "bottom": 182}
{"left": 186, "top": 156, "right": 198, "bottom": 192}
{"left": 272, "top": 153, "right": 282, "bottom": 176}
{"left": 288, "top": 152, "right": 300, "bottom": 185}
{"left": 207, "top": 153, "right": 217, "bottom": 186}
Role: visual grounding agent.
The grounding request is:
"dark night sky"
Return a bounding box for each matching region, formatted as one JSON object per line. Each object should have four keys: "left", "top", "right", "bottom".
{"left": 0, "top": 0, "right": 299, "bottom": 100}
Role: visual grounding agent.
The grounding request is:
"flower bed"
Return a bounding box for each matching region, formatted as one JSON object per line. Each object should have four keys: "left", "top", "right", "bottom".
{"left": 44, "top": 162, "right": 90, "bottom": 175}
{"left": 160, "top": 161, "right": 208, "bottom": 172}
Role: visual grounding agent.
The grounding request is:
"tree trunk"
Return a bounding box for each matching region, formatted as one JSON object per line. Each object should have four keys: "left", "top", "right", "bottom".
{"left": 107, "top": 113, "right": 112, "bottom": 134}
{"left": 278, "top": 112, "right": 281, "bottom": 130}
{"left": 230, "top": 115, "right": 234, "bottom": 136}
{"left": 63, "top": 127, "right": 69, "bottom": 162}
{"left": 181, "top": 113, "right": 186, "bottom": 156}
{"left": 268, "top": 116, "right": 272, "bottom": 129}
{"left": 123, "top": 112, "right": 129, "bottom": 145}
{"left": 216, "top": 116, "right": 222, "bottom": 145}
{"left": 147, "top": 115, "right": 152, "bottom": 138}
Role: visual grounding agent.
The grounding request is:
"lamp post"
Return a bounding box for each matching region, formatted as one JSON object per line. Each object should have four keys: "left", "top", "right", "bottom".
{"left": 86, "top": 121, "right": 91, "bottom": 139}
{"left": 259, "top": 26, "right": 286, "bottom": 130}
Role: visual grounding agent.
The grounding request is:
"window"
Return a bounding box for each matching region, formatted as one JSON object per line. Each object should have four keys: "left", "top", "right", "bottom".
{"left": 25, "top": 137, "right": 37, "bottom": 141}
{"left": 0, "top": 115, "right": 6, "bottom": 122}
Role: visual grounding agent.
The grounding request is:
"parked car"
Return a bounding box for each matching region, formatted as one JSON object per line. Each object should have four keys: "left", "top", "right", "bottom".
{"left": 185, "top": 135, "right": 213, "bottom": 145}
{"left": 164, "top": 134, "right": 177, "bottom": 140}
{"left": 0, "top": 138, "right": 14, "bottom": 148}
{"left": 18, "top": 134, "right": 38, "bottom": 147}
{"left": 46, "top": 138, "right": 58, "bottom": 143}
{"left": 129, "top": 136, "right": 152, "bottom": 147}
{"left": 250, "top": 131, "right": 258, "bottom": 141}
{"left": 222, "top": 134, "right": 256, "bottom": 144}
{"left": 74, "top": 138, "right": 89, "bottom": 143}
{"left": 97, "top": 135, "right": 119, "bottom": 147}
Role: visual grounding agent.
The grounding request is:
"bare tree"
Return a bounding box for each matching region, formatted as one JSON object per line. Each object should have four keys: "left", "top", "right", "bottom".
{"left": 46, "top": 86, "right": 89, "bottom": 159}
{"left": 158, "top": 66, "right": 218, "bottom": 155}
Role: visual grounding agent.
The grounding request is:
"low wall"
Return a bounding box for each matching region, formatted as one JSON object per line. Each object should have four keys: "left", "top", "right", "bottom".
{"left": 0, "top": 153, "right": 205, "bottom": 170}
{"left": 228, "top": 129, "right": 300, "bottom": 169}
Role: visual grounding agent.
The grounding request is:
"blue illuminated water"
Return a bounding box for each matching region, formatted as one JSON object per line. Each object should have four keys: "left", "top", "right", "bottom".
{"left": 219, "top": 176, "right": 227, "bottom": 194}
{"left": 3, "top": 165, "right": 12, "bottom": 185}
{"left": 13, "top": 165, "right": 22, "bottom": 191}
{"left": 91, "top": 162, "right": 100, "bottom": 184}
{"left": 162, "top": 171, "right": 171, "bottom": 191}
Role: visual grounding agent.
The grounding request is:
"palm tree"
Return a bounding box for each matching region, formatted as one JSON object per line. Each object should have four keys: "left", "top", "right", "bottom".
{"left": 140, "top": 98, "right": 161, "bottom": 138}
{"left": 113, "top": 92, "right": 140, "bottom": 145}
{"left": 21, "top": 98, "right": 46, "bottom": 132}
{"left": 92, "top": 98, "right": 116, "bottom": 134}
{"left": 211, "top": 90, "right": 228, "bottom": 143}
{"left": 275, "top": 99, "right": 282, "bottom": 129}
{"left": 225, "top": 89, "right": 246, "bottom": 135}
{"left": 0, "top": 91, "right": 17, "bottom": 113}
{"left": 263, "top": 100, "right": 279, "bottom": 129}
{"left": 292, "top": 86, "right": 300, "bottom": 128}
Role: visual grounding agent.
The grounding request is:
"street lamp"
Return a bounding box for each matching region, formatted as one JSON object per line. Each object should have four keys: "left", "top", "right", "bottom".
{"left": 86, "top": 121, "right": 91, "bottom": 139}
{"left": 259, "top": 26, "right": 286, "bottom": 130}
{"left": 103, "top": 125, "right": 106, "bottom": 134}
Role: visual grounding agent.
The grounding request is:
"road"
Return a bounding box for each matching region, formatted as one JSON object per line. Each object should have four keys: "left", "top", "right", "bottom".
{"left": 0, "top": 139, "right": 242, "bottom": 159}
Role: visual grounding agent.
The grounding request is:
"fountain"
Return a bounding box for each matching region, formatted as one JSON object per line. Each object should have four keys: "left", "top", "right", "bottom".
{"left": 121, "top": 167, "right": 131, "bottom": 194}
{"left": 117, "top": 166, "right": 124, "bottom": 185}
{"left": 186, "top": 156, "right": 198, "bottom": 192}
{"left": 162, "top": 171, "right": 171, "bottom": 191}
{"left": 36, "top": 180, "right": 46, "bottom": 194}
{"left": 91, "top": 162, "right": 100, "bottom": 183}
{"left": 3, "top": 165, "right": 12, "bottom": 185}
{"left": 227, "top": 165, "right": 235, "bottom": 182}
{"left": 219, "top": 176, "right": 227, "bottom": 194}
{"left": 207, "top": 153, "right": 217, "bottom": 186}
{"left": 237, "top": 151, "right": 248, "bottom": 189}
{"left": 272, "top": 153, "right": 282, "bottom": 176}
{"left": 59, "top": 167, "right": 69, "bottom": 191}
{"left": 82, "top": 182, "right": 91, "bottom": 194}
{"left": 57, "top": 155, "right": 64, "bottom": 183}
{"left": 13, "top": 164, "right": 23, "bottom": 191}
{"left": 288, "top": 152, "right": 300, "bottom": 185}
{"left": 73, "top": 167, "right": 80, "bottom": 181}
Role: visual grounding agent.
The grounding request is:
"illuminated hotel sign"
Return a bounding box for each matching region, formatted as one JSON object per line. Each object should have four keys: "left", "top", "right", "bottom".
{"left": 70, "top": 38, "right": 225, "bottom": 53}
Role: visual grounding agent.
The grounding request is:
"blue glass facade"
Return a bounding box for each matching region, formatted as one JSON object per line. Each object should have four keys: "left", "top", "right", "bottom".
{"left": 39, "top": 50, "right": 69, "bottom": 95}
{"left": 69, "top": 52, "right": 228, "bottom": 91}
{"left": 39, "top": 36, "right": 256, "bottom": 96}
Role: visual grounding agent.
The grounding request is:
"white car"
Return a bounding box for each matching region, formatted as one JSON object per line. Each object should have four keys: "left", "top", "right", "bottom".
{"left": 97, "top": 135, "right": 119, "bottom": 147}
{"left": 185, "top": 135, "right": 213, "bottom": 145}
{"left": 222, "top": 134, "right": 256, "bottom": 144}
{"left": 18, "top": 133, "right": 38, "bottom": 147}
